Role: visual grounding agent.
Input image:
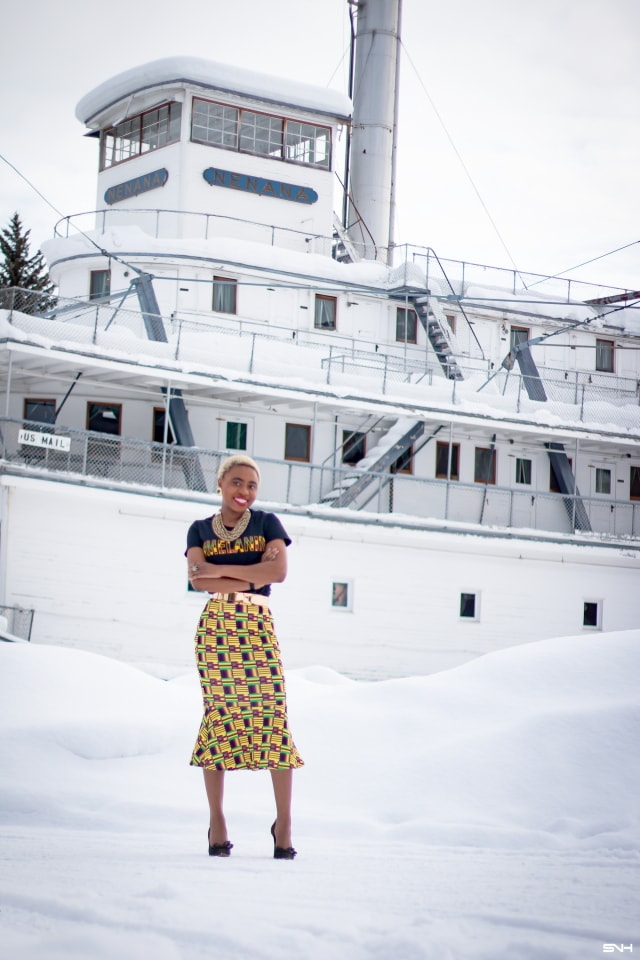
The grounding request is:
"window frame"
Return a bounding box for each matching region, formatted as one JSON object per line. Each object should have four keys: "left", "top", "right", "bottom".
{"left": 314, "top": 294, "right": 337, "bottom": 330}
{"left": 331, "top": 581, "right": 352, "bottom": 611}
{"left": 395, "top": 307, "right": 418, "bottom": 344}
{"left": 474, "top": 447, "right": 496, "bottom": 485}
{"left": 152, "top": 407, "right": 176, "bottom": 445}
{"left": 460, "top": 592, "right": 480, "bottom": 621}
{"left": 284, "top": 422, "right": 311, "bottom": 462}
{"left": 391, "top": 445, "right": 414, "bottom": 476}
{"left": 630, "top": 465, "right": 640, "bottom": 501}
{"left": 100, "top": 101, "right": 182, "bottom": 170}
{"left": 225, "top": 421, "right": 248, "bottom": 451}
{"left": 86, "top": 401, "right": 122, "bottom": 436}
{"left": 594, "top": 467, "right": 611, "bottom": 496}
{"left": 515, "top": 457, "right": 532, "bottom": 485}
{"left": 212, "top": 276, "right": 237, "bottom": 314}
{"left": 342, "top": 430, "right": 366, "bottom": 465}
{"left": 595, "top": 338, "right": 615, "bottom": 373}
{"left": 550, "top": 457, "right": 573, "bottom": 494}
{"left": 435, "top": 441, "right": 460, "bottom": 480}
{"left": 510, "top": 326, "right": 530, "bottom": 353}
{"left": 191, "top": 97, "right": 332, "bottom": 169}
{"left": 583, "top": 600, "right": 602, "bottom": 630}
{"left": 23, "top": 398, "right": 56, "bottom": 425}
{"left": 89, "top": 269, "right": 111, "bottom": 301}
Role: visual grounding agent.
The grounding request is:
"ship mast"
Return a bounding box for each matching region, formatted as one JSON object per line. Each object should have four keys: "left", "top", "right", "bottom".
{"left": 345, "top": 0, "right": 403, "bottom": 264}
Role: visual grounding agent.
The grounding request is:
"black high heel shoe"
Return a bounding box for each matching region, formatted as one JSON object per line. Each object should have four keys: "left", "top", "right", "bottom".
{"left": 208, "top": 828, "right": 233, "bottom": 857}
{"left": 271, "top": 821, "right": 297, "bottom": 860}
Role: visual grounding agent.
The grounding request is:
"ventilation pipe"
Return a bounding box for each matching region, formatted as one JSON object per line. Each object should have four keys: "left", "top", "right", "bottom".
{"left": 345, "top": 0, "right": 402, "bottom": 263}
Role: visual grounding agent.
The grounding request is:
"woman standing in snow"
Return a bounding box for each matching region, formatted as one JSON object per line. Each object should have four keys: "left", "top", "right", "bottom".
{"left": 186, "top": 454, "right": 303, "bottom": 859}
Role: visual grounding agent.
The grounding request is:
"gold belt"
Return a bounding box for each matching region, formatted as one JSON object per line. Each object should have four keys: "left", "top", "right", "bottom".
{"left": 212, "top": 592, "right": 269, "bottom": 609}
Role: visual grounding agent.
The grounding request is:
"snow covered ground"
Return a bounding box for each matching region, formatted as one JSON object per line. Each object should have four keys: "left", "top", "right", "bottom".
{"left": 1, "top": 629, "right": 638, "bottom": 959}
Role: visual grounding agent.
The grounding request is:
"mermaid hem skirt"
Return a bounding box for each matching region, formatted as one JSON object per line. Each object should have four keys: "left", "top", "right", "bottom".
{"left": 190, "top": 597, "right": 304, "bottom": 771}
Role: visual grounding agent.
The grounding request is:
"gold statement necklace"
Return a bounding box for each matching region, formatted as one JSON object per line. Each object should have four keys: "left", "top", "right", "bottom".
{"left": 212, "top": 509, "right": 251, "bottom": 541}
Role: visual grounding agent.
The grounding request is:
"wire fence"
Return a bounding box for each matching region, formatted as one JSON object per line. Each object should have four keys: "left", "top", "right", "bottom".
{"left": 2, "top": 417, "right": 639, "bottom": 539}
{"left": 3, "top": 288, "right": 640, "bottom": 425}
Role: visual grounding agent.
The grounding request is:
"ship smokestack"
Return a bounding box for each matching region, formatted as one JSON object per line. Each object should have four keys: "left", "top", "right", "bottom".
{"left": 346, "top": 0, "right": 402, "bottom": 263}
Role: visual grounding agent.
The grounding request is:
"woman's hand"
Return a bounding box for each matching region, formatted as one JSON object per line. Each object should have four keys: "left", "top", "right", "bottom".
{"left": 261, "top": 545, "right": 279, "bottom": 563}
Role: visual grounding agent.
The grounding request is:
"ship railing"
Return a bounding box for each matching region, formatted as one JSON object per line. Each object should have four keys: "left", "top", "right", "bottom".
{"left": 52, "top": 209, "right": 336, "bottom": 257}
{"left": 2, "top": 417, "right": 639, "bottom": 540}
{"left": 391, "top": 244, "right": 636, "bottom": 306}
{"left": 5, "top": 288, "right": 640, "bottom": 426}
{"left": 3, "top": 289, "right": 640, "bottom": 424}
{"left": 49, "top": 214, "right": 637, "bottom": 308}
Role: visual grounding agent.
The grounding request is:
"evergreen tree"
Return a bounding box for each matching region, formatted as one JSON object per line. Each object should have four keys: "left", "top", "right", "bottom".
{"left": 0, "top": 212, "right": 56, "bottom": 314}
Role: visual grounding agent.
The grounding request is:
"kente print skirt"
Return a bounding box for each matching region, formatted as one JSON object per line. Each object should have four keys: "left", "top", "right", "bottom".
{"left": 190, "top": 597, "right": 304, "bottom": 770}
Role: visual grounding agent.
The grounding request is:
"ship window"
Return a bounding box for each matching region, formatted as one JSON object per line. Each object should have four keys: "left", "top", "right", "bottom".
{"left": 342, "top": 430, "right": 366, "bottom": 465}
{"left": 595, "top": 338, "right": 614, "bottom": 373}
{"left": 314, "top": 294, "right": 337, "bottom": 330}
{"left": 474, "top": 447, "right": 496, "bottom": 484}
{"left": 213, "top": 276, "right": 237, "bottom": 314}
{"left": 152, "top": 408, "right": 175, "bottom": 444}
{"left": 285, "top": 121, "right": 330, "bottom": 168}
{"left": 87, "top": 402, "right": 121, "bottom": 436}
{"left": 595, "top": 467, "right": 611, "bottom": 495}
{"left": 515, "top": 458, "right": 532, "bottom": 484}
{"left": 510, "top": 326, "right": 530, "bottom": 352}
{"left": 226, "top": 422, "right": 247, "bottom": 451}
{"left": 583, "top": 601, "right": 601, "bottom": 629}
{"left": 331, "top": 581, "right": 351, "bottom": 610}
{"left": 90, "top": 270, "right": 110, "bottom": 300}
{"left": 630, "top": 466, "right": 640, "bottom": 500}
{"left": 190, "top": 98, "right": 331, "bottom": 169}
{"left": 435, "top": 441, "right": 459, "bottom": 480}
{"left": 101, "top": 102, "right": 181, "bottom": 169}
{"left": 460, "top": 592, "right": 479, "bottom": 620}
{"left": 392, "top": 445, "right": 414, "bottom": 475}
{"left": 550, "top": 457, "right": 572, "bottom": 493}
{"left": 446, "top": 314, "right": 456, "bottom": 334}
{"left": 23, "top": 398, "right": 55, "bottom": 425}
{"left": 396, "top": 307, "right": 417, "bottom": 343}
{"left": 192, "top": 100, "right": 238, "bottom": 148}
{"left": 240, "top": 110, "right": 283, "bottom": 158}
{"left": 285, "top": 423, "right": 311, "bottom": 462}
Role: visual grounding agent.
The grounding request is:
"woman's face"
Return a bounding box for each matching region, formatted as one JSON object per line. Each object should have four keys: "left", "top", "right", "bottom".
{"left": 218, "top": 465, "right": 259, "bottom": 515}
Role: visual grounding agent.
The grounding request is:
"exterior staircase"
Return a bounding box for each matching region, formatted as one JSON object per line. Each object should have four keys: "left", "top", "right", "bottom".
{"left": 411, "top": 294, "right": 464, "bottom": 381}
{"left": 332, "top": 215, "right": 360, "bottom": 263}
{"left": 322, "top": 418, "right": 425, "bottom": 508}
{"left": 513, "top": 341, "right": 591, "bottom": 532}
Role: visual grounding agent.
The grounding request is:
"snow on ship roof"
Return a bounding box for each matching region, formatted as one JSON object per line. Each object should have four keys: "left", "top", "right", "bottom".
{"left": 76, "top": 55, "right": 353, "bottom": 128}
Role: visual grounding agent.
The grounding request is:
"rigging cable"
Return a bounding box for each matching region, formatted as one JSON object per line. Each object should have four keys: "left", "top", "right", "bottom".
{"left": 398, "top": 41, "right": 527, "bottom": 290}
{"left": 0, "top": 151, "right": 148, "bottom": 279}
{"left": 525, "top": 239, "right": 640, "bottom": 289}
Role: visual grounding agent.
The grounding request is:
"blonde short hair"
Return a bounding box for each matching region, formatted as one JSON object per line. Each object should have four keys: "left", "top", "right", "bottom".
{"left": 217, "top": 454, "right": 261, "bottom": 489}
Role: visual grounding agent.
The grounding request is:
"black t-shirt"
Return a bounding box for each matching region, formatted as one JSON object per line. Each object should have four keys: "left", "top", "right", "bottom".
{"left": 186, "top": 510, "right": 291, "bottom": 597}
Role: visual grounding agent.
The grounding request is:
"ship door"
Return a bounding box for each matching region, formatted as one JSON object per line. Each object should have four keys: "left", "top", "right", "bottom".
{"left": 509, "top": 455, "right": 536, "bottom": 528}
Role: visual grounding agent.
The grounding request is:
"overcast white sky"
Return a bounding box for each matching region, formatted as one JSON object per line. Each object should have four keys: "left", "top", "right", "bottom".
{"left": 1, "top": 0, "right": 639, "bottom": 290}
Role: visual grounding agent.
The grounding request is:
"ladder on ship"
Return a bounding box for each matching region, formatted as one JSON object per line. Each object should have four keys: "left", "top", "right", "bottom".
{"left": 511, "top": 341, "right": 591, "bottom": 532}
{"left": 411, "top": 294, "right": 464, "bottom": 381}
{"left": 332, "top": 215, "right": 360, "bottom": 264}
{"left": 321, "top": 419, "right": 431, "bottom": 509}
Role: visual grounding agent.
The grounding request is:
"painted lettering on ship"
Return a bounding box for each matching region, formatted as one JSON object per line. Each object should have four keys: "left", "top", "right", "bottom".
{"left": 202, "top": 167, "right": 318, "bottom": 204}
{"left": 104, "top": 168, "right": 169, "bottom": 205}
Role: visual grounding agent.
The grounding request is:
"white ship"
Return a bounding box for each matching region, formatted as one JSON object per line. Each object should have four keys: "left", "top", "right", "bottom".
{"left": 1, "top": 0, "right": 639, "bottom": 677}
